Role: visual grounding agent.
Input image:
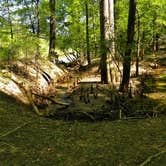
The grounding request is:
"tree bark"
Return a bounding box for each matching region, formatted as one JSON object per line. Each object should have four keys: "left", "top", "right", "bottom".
{"left": 120, "top": 0, "right": 136, "bottom": 92}
{"left": 100, "top": 0, "right": 115, "bottom": 84}
{"left": 24, "top": 0, "right": 35, "bottom": 34}
{"left": 36, "top": 0, "right": 40, "bottom": 58}
{"left": 152, "top": 16, "right": 158, "bottom": 53}
{"left": 100, "top": 0, "right": 108, "bottom": 83}
{"left": 106, "top": 0, "right": 115, "bottom": 85}
{"left": 86, "top": 2, "right": 91, "bottom": 65}
{"left": 49, "top": 0, "right": 56, "bottom": 59}
{"left": 136, "top": 10, "right": 140, "bottom": 77}
{"left": 6, "top": 0, "right": 13, "bottom": 39}
{"left": 92, "top": 4, "right": 97, "bottom": 56}
{"left": 140, "top": 31, "right": 145, "bottom": 60}
{"left": 155, "top": 34, "right": 159, "bottom": 52}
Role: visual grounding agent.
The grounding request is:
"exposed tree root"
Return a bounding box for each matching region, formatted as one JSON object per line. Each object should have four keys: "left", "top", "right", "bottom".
{"left": 0, "top": 141, "right": 18, "bottom": 153}
{"left": 0, "top": 121, "right": 33, "bottom": 139}
{"left": 10, "top": 79, "right": 43, "bottom": 116}
{"left": 32, "top": 93, "right": 70, "bottom": 106}
{"left": 140, "top": 151, "right": 166, "bottom": 166}
{"left": 120, "top": 117, "right": 146, "bottom": 120}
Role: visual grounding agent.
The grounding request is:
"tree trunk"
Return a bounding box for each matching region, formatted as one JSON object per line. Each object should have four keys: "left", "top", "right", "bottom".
{"left": 100, "top": 0, "right": 108, "bottom": 84}
{"left": 6, "top": 0, "right": 13, "bottom": 39}
{"left": 140, "top": 31, "right": 145, "bottom": 60}
{"left": 92, "top": 5, "right": 97, "bottom": 56}
{"left": 120, "top": 0, "right": 136, "bottom": 92}
{"left": 136, "top": 10, "right": 140, "bottom": 77}
{"left": 152, "top": 16, "right": 157, "bottom": 53}
{"left": 29, "top": 15, "right": 35, "bottom": 34}
{"left": 86, "top": 2, "right": 91, "bottom": 65}
{"left": 155, "top": 34, "right": 159, "bottom": 52}
{"left": 105, "top": 0, "right": 115, "bottom": 85}
{"left": 9, "top": 20, "right": 13, "bottom": 39}
{"left": 36, "top": 0, "right": 40, "bottom": 58}
{"left": 49, "top": 0, "right": 56, "bottom": 59}
{"left": 100, "top": 0, "right": 115, "bottom": 84}
{"left": 24, "top": 0, "right": 35, "bottom": 34}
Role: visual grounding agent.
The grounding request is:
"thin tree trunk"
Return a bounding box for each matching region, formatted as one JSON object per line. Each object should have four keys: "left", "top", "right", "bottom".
{"left": 24, "top": 0, "right": 35, "bottom": 34}
{"left": 9, "top": 20, "right": 13, "bottom": 39}
{"left": 36, "top": 0, "right": 40, "bottom": 58}
{"left": 136, "top": 10, "right": 140, "bottom": 77}
{"left": 140, "top": 31, "right": 145, "bottom": 60}
{"left": 155, "top": 34, "right": 159, "bottom": 52}
{"left": 92, "top": 5, "right": 97, "bottom": 56}
{"left": 6, "top": 0, "right": 13, "bottom": 68}
{"left": 49, "top": 0, "right": 56, "bottom": 59}
{"left": 152, "top": 16, "right": 157, "bottom": 53}
{"left": 100, "top": 0, "right": 108, "bottom": 84}
{"left": 6, "top": 0, "right": 13, "bottom": 39}
{"left": 30, "top": 15, "right": 35, "bottom": 34}
{"left": 86, "top": 2, "right": 91, "bottom": 65}
{"left": 120, "top": 0, "right": 136, "bottom": 92}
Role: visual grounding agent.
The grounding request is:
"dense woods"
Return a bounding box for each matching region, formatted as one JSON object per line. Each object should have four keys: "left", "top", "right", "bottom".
{"left": 0, "top": 0, "right": 166, "bottom": 165}
{"left": 0, "top": 0, "right": 165, "bottom": 84}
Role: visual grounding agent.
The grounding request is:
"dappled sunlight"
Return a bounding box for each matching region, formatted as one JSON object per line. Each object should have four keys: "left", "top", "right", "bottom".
{"left": 0, "top": 59, "right": 68, "bottom": 105}
{"left": 0, "top": 75, "right": 27, "bottom": 103}
{"left": 0, "top": 0, "right": 165, "bottom": 164}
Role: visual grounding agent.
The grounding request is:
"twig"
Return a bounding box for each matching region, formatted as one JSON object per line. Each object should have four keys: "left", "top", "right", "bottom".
{"left": 32, "top": 92, "right": 70, "bottom": 106}
{"left": 0, "top": 121, "right": 33, "bottom": 139}
{"left": 120, "top": 117, "right": 145, "bottom": 120}
{"left": 108, "top": 47, "right": 122, "bottom": 77}
{"left": 0, "top": 141, "right": 18, "bottom": 152}
{"left": 139, "top": 151, "right": 166, "bottom": 166}
{"left": 77, "top": 111, "right": 95, "bottom": 121}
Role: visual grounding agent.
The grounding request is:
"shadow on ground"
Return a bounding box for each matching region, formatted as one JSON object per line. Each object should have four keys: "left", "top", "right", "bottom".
{"left": 0, "top": 88, "right": 166, "bottom": 165}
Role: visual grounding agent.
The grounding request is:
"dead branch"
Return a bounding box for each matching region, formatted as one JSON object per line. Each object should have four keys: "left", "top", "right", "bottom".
{"left": 140, "top": 151, "right": 166, "bottom": 166}
{"left": 8, "top": 77, "right": 43, "bottom": 116}
{"left": 0, "top": 121, "right": 33, "bottom": 139}
{"left": 32, "top": 92, "right": 70, "bottom": 106}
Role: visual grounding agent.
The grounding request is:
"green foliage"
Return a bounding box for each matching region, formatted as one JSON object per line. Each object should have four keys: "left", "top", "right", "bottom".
{"left": 55, "top": 0, "right": 100, "bottom": 56}
{"left": 0, "top": 0, "right": 165, "bottom": 60}
{"left": 114, "top": 0, "right": 166, "bottom": 57}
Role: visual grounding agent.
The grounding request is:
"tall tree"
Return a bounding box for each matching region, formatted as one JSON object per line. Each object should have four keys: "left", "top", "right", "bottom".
{"left": 5, "top": 0, "right": 14, "bottom": 39}
{"left": 100, "top": 0, "right": 115, "bottom": 84}
{"left": 86, "top": 1, "right": 91, "bottom": 65}
{"left": 100, "top": 0, "right": 107, "bottom": 83}
{"left": 120, "top": 0, "right": 136, "bottom": 92}
{"left": 135, "top": 9, "right": 140, "bottom": 77}
{"left": 49, "top": 0, "right": 56, "bottom": 59}
{"left": 35, "top": 0, "right": 40, "bottom": 58}
{"left": 91, "top": 0, "right": 98, "bottom": 57}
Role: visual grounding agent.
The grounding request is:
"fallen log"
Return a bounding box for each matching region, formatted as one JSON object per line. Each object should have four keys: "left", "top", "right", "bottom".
{"left": 140, "top": 150, "right": 166, "bottom": 166}
{"left": 31, "top": 92, "right": 71, "bottom": 106}
{"left": 3, "top": 74, "right": 43, "bottom": 116}
{"left": 11, "top": 79, "right": 43, "bottom": 116}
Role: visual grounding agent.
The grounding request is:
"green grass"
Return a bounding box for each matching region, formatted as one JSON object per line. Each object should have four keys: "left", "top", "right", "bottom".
{"left": 0, "top": 51, "right": 166, "bottom": 165}
{"left": 0, "top": 92, "right": 166, "bottom": 166}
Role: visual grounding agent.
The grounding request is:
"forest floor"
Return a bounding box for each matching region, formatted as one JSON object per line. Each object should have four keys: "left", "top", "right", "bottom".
{"left": 0, "top": 50, "right": 166, "bottom": 165}
{"left": 49, "top": 51, "right": 166, "bottom": 121}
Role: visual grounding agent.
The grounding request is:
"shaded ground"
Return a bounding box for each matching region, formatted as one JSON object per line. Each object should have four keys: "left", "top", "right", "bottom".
{"left": 48, "top": 54, "right": 166, "bottom": 121}
{"left": 0, "top": 92, "right": 166, "bottom": 165}
{"left": 0, "top": 62, "right": 166, "bottom": 165}
{"left": 0, "top": 50, "right": 166, "bottom": 165}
